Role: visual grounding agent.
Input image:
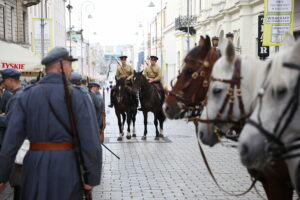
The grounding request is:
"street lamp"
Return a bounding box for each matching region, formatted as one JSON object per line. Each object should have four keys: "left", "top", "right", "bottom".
{"left": 148, "top": 0, "right": 163, "bottom": 69}
{"left": 80, "top": 0, "right": 95, "bottom": 75}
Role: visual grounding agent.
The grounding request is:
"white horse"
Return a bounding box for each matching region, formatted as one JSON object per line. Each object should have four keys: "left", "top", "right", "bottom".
{"left": 198, "top": 40, "right": 264, "bottom": 146}
{"left": 239, "top": 37, "right": 300, "bottom": 194}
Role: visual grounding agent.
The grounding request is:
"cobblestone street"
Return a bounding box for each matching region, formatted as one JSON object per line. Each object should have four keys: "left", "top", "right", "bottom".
{"left": 93, "top": 106, "right": 275, "bottom": 200}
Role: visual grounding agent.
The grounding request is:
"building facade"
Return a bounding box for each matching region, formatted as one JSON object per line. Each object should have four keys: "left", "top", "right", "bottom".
{"left": 147, "top": 0, "right": 300, "bottom": 88}
{"left": 0, "top": 0, "right": 39, "bottom": 45}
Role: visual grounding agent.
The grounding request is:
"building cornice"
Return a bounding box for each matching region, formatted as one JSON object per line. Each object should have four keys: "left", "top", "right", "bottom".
{"left": 195, "top": 0, "right": 263, "bottom": 29}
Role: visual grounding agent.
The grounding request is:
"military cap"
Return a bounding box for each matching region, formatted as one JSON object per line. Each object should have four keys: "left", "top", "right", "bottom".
{"left": 119, "top": 56, "right": 128, "bottom": 60}
{"left": 71, "top": 72, "right": 82, "bottom": 84}
{"left": 150, "top": 56, "right": 159, "bottom": 61}
{"left": 226, "top": 32, "right": 234, "bottom": 38}
{"left": 41, "top": 47, "right": 78, "bottom": 66}
{"left": 88, "top": 82, "right": 100, "bottom": 88}
{"left": 212, "top": 36, "right": 219, "bottom": 41}
{"left": 1, "top": 68, "right": 21, "bottom": 80}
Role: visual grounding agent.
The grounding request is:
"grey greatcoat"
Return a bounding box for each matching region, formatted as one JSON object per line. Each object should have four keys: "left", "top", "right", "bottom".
{"left": 0, "top": 73, "right": 102, "bottom": 200}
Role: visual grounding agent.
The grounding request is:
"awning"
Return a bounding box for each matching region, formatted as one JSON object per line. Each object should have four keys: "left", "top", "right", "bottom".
{"left": 0, "top": 40, "right": 42, "bottom": 72}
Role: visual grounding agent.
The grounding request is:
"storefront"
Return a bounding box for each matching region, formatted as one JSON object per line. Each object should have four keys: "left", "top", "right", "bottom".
{"left": 0, "top": 40, "right": 42, "bottom": 80}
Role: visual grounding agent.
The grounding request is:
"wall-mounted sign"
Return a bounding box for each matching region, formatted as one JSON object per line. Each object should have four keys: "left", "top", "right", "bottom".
{"left": 258, "top": 15, "right": 269, "bottom": 59}
{"left": 263, "top": 0, "right": 294, "bottom": 46}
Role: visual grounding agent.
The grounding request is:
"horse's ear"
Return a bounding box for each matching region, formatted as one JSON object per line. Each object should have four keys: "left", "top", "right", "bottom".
{"left": 134, "top": 70, "right": 136, "bottom": 75}
{"left": 140, "top": 70, "right": 144, "bottom": 74}
{"left": 224, "top": 40, "right": 235, "bottom": 63}
{"left": 204, "top": 35, "right": 211, "bottom": 51}
{"left": 115, "top": 77, "right": 118, "bottom": 84}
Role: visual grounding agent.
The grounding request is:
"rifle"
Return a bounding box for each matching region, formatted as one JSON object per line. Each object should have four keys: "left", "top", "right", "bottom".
{"left": 60, "top": 61, "right": 92, "bottom": 200}
{"left": 144, "top": 60, "right": 150, "bottom": 67}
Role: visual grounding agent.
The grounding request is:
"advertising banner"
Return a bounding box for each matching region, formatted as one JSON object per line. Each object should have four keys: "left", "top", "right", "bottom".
{"left": 263, "top": 0, "right": 294, "bottom": 46}
{"left": 32, "top": 18, "right": 54, "bottom": 56}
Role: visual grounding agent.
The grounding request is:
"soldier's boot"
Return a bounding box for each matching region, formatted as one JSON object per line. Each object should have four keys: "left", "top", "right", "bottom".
{"left": 108, "top": 88, "right": 114, "bottom": 108}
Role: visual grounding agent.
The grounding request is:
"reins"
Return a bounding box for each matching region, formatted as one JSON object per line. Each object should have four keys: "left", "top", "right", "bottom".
{"left": 194, "top": 123, "right": 257, "bottom": 196}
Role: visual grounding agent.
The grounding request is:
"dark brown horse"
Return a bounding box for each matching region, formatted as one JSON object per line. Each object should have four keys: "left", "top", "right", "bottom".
{"left": 163, "top": 36, "right": 293, "bottom": 199}
{"left": 113, "top": 78, "right": 138, "bottom": 141}
{"left": 132, "top": 72, "right": 166, "bottom": 140}
{"left": 163, "top": 36, "right": 219, "bottom": 119}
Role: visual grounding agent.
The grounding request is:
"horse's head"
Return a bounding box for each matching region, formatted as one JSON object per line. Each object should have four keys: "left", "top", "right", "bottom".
{"left": 239, "top": 36, "right": 300, "bottom": 180}
{"left": 198, "top": 40, "right": 263, "bottom": 147}
{"left": 115, "top": 77, "right": 127, "bottom": 103}
{"left": 132, "top": 71, "right": 145, "bottom": 92}
{"left": 164, "top": 35, "right": 219, "bottom": 119}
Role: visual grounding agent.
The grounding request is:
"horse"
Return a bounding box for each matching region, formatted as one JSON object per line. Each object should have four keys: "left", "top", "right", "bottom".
{"left": 132, "top": 71, "right": 165, "bottom": 140}
{"left": 239, "top": 36, "right": 300, "bottom": 196}
{"left": 179, "top": 39, "right": 293, "bottom": 199}
{"left": 113, "top": 78, "right": 137, "bottom": 141}
{"left": 163, "top": 35, "right": 220, "bottom": 119}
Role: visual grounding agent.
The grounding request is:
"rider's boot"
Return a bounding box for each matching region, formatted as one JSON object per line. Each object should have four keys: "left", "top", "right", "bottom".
{"left": 108, "top": 89, "right": 114, "bottom": 108}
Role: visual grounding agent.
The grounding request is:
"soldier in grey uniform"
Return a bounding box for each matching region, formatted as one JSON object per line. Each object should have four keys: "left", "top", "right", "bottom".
{"left": 0, "top": 47, "right": 102, "bottom": 199}
{"left": 212, "top": 36, "right": 221, "bottom": 57}
{"left": 0, "top": 68, "right": 25, "bottom": 200}
{"left": 89, "top": 82, "right": 106, "bottom": 143}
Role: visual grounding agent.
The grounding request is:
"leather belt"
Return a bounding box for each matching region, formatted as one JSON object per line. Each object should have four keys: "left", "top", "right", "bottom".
{"left": 30, "top": 142, "right": 74, "bottom": 151}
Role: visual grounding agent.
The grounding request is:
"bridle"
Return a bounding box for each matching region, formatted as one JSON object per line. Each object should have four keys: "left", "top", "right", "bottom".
{"left": 196, "top": 58, "right": 247, "bottom": 139}
{"left": 168, "top": 48, "right": 216, "bottom": 117}
{"left": 247, "top": 62, "right": 300, "bottom": 161}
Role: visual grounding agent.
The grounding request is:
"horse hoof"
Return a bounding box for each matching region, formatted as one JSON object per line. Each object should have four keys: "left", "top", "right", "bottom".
{"left": 117, "top": 136, "right": 122, "bottom": 141}
{"left": 159, "top": 133, "right": 164, "bottom": 138}
{"left": 126, "top": 135, "right": 132, "bottom": 140}
{"left": 121, "top": 132, "right": 124, "bottom": 136}
{"left": 132, "top": 134, "right": 137, "bottom": 137}
{"left": 154, "top": 136, "right": 159, "bottom": 140}
{"left": 141, "top": 136, "right": 147, "bottom": 140}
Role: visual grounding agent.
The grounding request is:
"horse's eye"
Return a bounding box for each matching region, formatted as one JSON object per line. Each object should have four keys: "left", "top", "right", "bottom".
{"left": 184, "top": 69, "right": 194, "bottom": 76}
{"left": 212, "top": 87, "right": 223, "bottom": 95}
{"left": 272, "top": 86, "right": 288, "bottom": 98}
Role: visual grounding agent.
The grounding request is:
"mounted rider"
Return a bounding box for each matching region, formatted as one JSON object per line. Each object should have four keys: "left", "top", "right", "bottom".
{"left": 144, "top": 56, "right": 165, "bottom": 104}
{"left": 108, "top": 56, "right": 137, "bottom": 108}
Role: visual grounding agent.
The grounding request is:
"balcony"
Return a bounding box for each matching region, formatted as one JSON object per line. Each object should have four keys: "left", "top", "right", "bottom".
{"left": 22, "top": 0, "right": 40, "bottom": 7}
{"left": 175, "top": 15, "right": 197, "bottom": 31}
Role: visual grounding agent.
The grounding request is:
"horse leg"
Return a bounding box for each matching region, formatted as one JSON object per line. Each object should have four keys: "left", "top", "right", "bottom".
{"left": 141, "top": 111, "right": 148, "bottom": 140}
{"left": 158, "top": 110, "right": 165, "bottom": 138}
{"left": 126, "top": 111, "right": 132, "bottom": 140}
{"left": 116, "top": 113, "right": 123, "bottom": 141}
{"left": 121, "top": 112, "right": 126, "bottom": 136}
{"left": 132, "top": 109, "right": 137, "bottom": 137}
{"left": 154, "top": 113, "right": 159, "bottom": 140}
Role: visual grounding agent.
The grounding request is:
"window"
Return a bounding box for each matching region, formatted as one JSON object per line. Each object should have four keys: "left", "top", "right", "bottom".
{"left": 1, "top": 4, "right": 5, "bottom": 40}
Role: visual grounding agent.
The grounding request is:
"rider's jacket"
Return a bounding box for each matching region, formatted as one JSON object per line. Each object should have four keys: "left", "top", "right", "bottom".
{"left": 116, "top": 64, "right": 134, "bottom": 81}
{"left": 144, "top": 64, "right": 162, "bottom": 83}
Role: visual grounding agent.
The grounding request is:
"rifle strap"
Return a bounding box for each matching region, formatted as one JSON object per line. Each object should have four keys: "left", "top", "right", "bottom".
{"left": 120, "top": 65, "right": 129, "bottom": 77}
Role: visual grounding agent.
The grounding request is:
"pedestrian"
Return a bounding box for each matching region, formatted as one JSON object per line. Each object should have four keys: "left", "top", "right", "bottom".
{"left": 0, "top": 80, "right": 12, "bottom": 113}
{"left": 0, "top": 47, "right": 102, "bottom": 199}
{"left": 0, "top": 68, "right": 27, "bottom": 200}
{"left": 89, "top": 82, "right": 106, "bottom": 143}
{"left": 211, "top": 36, "right": 221, "bottom": 57}
{"left": 226, "top": 32, "right": 234, "bottom": 41}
